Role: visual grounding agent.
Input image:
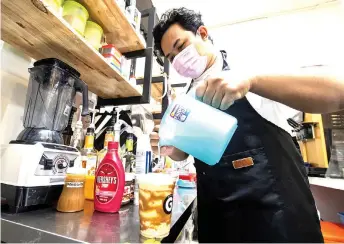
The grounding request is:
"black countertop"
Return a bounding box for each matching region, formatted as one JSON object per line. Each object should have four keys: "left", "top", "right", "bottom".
{"left": 1, "top": 187, "right": 197, "bottom": 243}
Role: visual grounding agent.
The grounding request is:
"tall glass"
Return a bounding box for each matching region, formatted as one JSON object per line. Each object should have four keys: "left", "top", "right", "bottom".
{"left": 137, "top": 173, "right": 176, "bottom": 238}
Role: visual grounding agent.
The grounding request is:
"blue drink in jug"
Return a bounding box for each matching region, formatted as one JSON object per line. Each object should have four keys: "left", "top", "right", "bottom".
{"left": 159, "top": 92, "right": 238, "bottom": 166}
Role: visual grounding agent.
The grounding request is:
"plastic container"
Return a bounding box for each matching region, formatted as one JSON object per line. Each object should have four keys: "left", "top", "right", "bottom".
{"left": 18, "top": 58, "right": 88, "bottom": 144}
{"left": 338, "top": 212, "right": 344, "bottom": 224}
{"left": 42, "top": 0, "right": 64, "bottom": 13}
{"left": 84, "top": 21, "right": 103, "bottom": 50}
{"left": 177, "top": 173, "right": 196, "bottom": 188}
{"left": 101, "top": 44, "right": 122, "bottom": 61}
{"left": 135, "top": 134, "right": 152, "bottom": 174}
{"left": 320, "top": 221, "right": 344, "bottom": 243}
{"left": 62, "top": 1, "right": 89, "bottom": 35}
{"left": 103, "top": 53, "right": 121, "bottom": 73}
{"left": 94, "top": 141, "right": 125, "bottom": 213}
{"left": 125, "top": 6, "right": 141, "bottom": 31}
{"left": 159, "top": 92, "right": 237, "bottom": 166}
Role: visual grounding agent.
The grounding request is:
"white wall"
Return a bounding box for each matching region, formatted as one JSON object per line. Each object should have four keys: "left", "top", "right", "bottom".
{"left": 310, "top": 185, "right": 344, "bottom": 223}
{"left": 0, "top": 42, "right": 33, "bottom": 145}
{"left": 209, "top": 2, "right": 344, "bottom": 69}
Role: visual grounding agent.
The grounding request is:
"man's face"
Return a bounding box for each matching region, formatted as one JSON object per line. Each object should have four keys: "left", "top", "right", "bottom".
{"left": 161, "top": 23, "right": 214, "bottom": 66}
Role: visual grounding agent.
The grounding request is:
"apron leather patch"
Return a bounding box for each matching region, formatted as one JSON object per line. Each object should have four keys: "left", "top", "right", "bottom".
{"left": 232, "top": 157, "right": 254, "bottom": 169}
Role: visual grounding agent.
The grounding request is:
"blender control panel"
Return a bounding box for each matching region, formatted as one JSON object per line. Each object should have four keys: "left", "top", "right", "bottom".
{"left": 35, "top": 150, "right": 78, "bottom": 176}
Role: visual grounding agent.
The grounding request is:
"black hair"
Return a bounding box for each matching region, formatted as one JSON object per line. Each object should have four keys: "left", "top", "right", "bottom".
{"left": 153, "top": 8, "right": 205, "bottom": 56}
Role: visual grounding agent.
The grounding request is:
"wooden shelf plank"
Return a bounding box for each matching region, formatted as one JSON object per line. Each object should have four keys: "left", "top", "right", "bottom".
{"left": 152, "top": 83, "right": 164, "bottom": 103}
{"left": 79, "top": 0, "right": 146, "bottom": 53}
{"left": 1, "top": 0, "right": 141, "bottom": 99}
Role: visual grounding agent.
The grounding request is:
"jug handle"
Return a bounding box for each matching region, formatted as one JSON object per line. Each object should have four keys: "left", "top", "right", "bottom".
{"left": 187, "top": 87, "right": 197, "bottom": 99}
{"left": 75, "top": 79, "right": 89, "bottom": 116}
{"left": 188, "top": 86, "right": 237, "bottom": 106}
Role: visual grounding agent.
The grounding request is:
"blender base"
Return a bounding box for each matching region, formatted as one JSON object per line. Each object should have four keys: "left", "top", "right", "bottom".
{"left": 1, "top": 183, "right": 63, "bottom": 213}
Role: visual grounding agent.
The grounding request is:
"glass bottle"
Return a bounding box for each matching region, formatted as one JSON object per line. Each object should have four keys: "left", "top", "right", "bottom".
{"left": 81, "top": 127, "right": 98, "bottom": 176}
{"left": 123, "top": 133, "right": 135, "bottom": 172}
{"left": 97, "top": 126, "right": 115, "bottom": 166}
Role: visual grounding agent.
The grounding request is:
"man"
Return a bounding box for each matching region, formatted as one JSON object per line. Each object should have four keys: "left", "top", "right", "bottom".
{"left": 151, "top": 7, "right": 344, "bottom": 242}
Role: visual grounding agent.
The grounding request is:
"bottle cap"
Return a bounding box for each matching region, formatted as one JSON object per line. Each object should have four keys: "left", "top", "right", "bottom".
{"left": 87, "top": 127, "right": 95, "bottom": 133}
{"left": 108, "top": 141, "right": 119, "bottom": 150}
{"left": 106, "top": 126, "right": 114, "bottom": 132}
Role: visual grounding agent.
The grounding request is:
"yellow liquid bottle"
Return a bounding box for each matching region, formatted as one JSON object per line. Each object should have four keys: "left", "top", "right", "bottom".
{"left": 81, "top": 127, "right": 97, "bottom": 200}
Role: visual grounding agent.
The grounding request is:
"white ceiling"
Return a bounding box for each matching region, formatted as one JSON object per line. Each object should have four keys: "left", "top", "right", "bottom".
{"left": 152, "top": 0, "right": 337, "bottom": 28}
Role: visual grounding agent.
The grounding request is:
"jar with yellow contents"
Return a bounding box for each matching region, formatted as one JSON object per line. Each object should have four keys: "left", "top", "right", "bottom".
{"left": 57, "top": 168, "right": 86, "bottom": 212}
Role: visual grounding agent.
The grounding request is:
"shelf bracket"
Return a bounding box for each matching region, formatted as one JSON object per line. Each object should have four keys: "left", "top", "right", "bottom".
{"left": 97, "top": 7, "right": 157, "bottom": 108}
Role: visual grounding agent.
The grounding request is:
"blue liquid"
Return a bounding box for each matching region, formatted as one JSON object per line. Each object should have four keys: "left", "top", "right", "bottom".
{"left": 159, "top": 94, "right": 237, "bottom": 165}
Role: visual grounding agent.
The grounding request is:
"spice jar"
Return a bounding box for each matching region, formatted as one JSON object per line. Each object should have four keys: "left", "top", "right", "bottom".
{"left": 57, "top": 169, "right": 85, "bottom": 212}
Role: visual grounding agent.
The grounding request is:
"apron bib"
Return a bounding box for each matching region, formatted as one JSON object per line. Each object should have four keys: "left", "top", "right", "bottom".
{"left": 193, "top": 51, "right": 323, "bottom": 243}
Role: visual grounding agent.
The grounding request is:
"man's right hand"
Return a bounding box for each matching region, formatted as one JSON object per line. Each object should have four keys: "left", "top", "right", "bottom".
{"left": 150, "top": 125, "right": 188, "bottom": 161}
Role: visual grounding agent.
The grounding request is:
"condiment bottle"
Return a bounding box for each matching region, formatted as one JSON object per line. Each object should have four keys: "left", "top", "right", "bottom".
{"left": 97, "top": 126, "right": 115, "bottom": 166}
{"left": 57, "top": 168, "right": 85, "bottom": 212}
{"left": 94, "top": 141, "right": 125, "bottom": 213}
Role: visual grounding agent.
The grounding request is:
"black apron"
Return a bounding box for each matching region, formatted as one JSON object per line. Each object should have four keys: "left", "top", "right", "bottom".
{"left": 194, "top": 51, "right": 324, "bottom": 242}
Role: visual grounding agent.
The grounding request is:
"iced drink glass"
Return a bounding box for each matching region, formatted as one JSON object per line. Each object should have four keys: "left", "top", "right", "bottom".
{"left": 137, "top": 173, "right": 176, "bottom": 238}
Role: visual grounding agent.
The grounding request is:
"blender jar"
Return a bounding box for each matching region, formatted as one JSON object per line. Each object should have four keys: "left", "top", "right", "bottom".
{"left": 18, "top": 58, "right": 88, "bottom": 144}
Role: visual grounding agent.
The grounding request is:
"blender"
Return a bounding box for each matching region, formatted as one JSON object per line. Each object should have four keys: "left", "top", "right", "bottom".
{"left": 1, "top": 58, "right": 89, "bottom": 213}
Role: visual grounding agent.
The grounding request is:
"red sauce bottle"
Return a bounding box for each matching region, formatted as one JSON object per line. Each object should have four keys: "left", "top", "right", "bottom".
{"left": 94, "top": 141, "right": 125, "bottom": 213}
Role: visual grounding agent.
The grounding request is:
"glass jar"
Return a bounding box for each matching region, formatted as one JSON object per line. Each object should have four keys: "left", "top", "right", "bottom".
{"left": 57, "top": 173, "right": 85, "bottom": 212}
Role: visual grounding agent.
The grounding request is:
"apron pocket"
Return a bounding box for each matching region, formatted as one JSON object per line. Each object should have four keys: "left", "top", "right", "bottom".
{"left": 198, "top": 147, "right": 279, "bottom": 204}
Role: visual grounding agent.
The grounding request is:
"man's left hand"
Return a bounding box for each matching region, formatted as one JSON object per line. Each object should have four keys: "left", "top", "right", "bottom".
{"left": 195, "top": 74, "right": 255, "bottom": 110}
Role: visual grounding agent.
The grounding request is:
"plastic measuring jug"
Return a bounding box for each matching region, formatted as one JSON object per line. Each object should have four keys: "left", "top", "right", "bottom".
{"left": 159, "top": 89, "right": 237, "bottom": 165}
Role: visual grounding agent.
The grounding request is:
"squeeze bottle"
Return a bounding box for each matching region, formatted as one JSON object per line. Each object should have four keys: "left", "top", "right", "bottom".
{"left": 94, "top": 141, "right": 125, "bottom": 213}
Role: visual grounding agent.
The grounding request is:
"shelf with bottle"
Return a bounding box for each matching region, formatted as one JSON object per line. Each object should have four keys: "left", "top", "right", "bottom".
{"left": 1, "top": 0, "right": 143, "bottom": 99}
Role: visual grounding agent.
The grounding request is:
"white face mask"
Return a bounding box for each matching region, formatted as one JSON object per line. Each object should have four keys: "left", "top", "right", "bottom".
{"left": 172, "top": 44, "right": 208, "bottom": 79}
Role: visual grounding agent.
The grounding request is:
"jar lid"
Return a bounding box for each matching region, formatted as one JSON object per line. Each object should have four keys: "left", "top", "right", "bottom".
{"left": 125, "top": 173, "right": 134, "bottom": 181}
{"left": 33, "top": 58, "right": 80, "bottom": 78}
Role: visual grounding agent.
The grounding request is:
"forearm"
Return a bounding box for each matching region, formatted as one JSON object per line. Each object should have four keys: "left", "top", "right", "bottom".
{"left": 251, "top": 66, "right": 344, "bottom": 113}
{"left": 169, "top": 149, "right": 189, "bottom": 162}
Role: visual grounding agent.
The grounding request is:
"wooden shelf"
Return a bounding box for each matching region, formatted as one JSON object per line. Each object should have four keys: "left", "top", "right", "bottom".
{"left": 1, "top": 0, "right": 142, "bottom": 99}
{"left": 79, "top": 0, "right": 146, "bottom": 53}
{"left": 151, "top": 83, "right": 164, "bottom": 103}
